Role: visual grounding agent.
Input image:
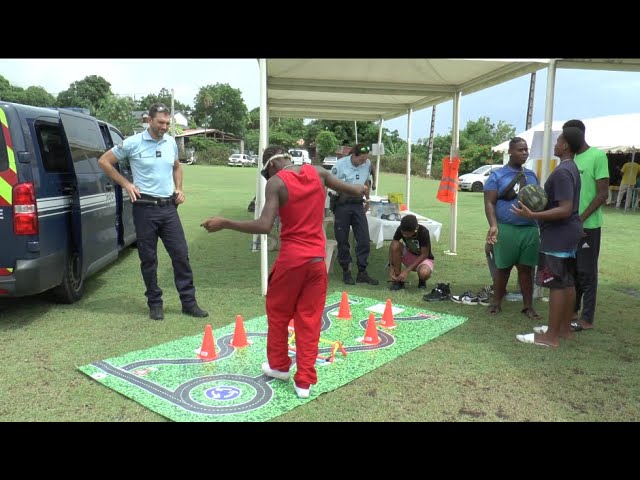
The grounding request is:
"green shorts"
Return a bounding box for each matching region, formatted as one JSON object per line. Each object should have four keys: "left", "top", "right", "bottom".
{"left": 493, "top": 223, "right": 539, "bottom": 269}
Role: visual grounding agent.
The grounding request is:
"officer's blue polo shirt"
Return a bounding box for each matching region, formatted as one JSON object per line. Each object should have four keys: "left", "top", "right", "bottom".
{"left": 331, "top": 155, "right": 372, "bottom": 186}
{"left": 112, "top": 129, "right": 178, "bottom": 197}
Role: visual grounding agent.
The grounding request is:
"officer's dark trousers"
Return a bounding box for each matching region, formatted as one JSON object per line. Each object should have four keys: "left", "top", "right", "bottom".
{"left": 334, "top": 202, "right": 371, "bottom": 272}
{"left": 574, "top": 227, "right": 601, "bottom": 325}
{"left": 133, "top": 203, "right": 196, "bottom": 309}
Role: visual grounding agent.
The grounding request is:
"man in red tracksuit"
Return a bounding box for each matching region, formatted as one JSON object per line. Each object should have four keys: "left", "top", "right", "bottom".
{"left": 201, "top": 145, "right": 367, "bottom": 398}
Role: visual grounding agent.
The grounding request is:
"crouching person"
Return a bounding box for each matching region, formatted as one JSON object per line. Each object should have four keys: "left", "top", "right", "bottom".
{"left": 388, "top": 215, "right": 434, "bottom": 291}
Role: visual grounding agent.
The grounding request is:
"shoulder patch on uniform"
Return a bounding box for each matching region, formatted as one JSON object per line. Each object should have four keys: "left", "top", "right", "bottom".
{"left": 116, "top": 142, "right": 123, "bottom": 149}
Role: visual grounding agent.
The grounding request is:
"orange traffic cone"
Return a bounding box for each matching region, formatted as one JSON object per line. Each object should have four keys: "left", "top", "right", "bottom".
{"left": 362, "top": 313, "right": 380, "bottom": 345}
{"left": 198, "top": 324, "right": 217, "bottom": 361}
{"left": 380, "top": 299, "right": 397, "bottom": 329}
{"left": 230, "top": 315, "right": 250, "bottom": 348}
{"left": 336, "top": 291, "right": 352, "bottom": 320}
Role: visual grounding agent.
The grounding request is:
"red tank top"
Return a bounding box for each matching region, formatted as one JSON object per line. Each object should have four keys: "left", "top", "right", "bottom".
{"left": 275, "top": 164, "right": 326, "bottom": 269}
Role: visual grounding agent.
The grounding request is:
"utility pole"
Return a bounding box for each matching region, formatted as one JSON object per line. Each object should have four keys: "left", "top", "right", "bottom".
{"left": 525, "top": 72, "right": 536, "bottom": 130}
{"left": 426, "top": 105, "right": 436, "bottom": 178}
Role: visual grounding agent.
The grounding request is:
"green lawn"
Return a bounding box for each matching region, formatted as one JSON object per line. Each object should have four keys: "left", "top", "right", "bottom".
{"left": 1, "top": 165, "right": 639, "bottom": 422}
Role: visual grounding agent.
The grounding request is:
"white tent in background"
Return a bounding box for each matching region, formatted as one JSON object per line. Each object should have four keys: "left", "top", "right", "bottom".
{"left": 493, "top": 113, "right": 640, "bottom": 154}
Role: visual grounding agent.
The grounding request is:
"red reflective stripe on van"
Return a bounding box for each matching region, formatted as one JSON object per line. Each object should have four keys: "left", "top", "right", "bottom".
{"left": 0, "top": 267, "right": 13, "bottom": 276}
{"left": 0, "top": 169, "right": 17, "bottom": 186}
{"left": 0, "top": 108, "right": 17, "bottom": 205}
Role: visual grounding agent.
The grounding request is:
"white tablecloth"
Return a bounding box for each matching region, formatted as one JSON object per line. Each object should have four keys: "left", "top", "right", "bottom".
{"left": 367, "top": 210, "right": 442, "bottom": 249}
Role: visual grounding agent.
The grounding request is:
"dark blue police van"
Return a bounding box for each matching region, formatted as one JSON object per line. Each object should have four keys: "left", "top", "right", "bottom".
{"left": 0, "top": 101, "right": 136, "bottom": 303}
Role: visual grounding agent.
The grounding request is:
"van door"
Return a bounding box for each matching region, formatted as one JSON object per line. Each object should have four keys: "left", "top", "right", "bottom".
{"left": 59, "top": 111, "right": 118, "bottom": 277}
{"left": 98, "top": 123, "right": 136, "bottom": 248}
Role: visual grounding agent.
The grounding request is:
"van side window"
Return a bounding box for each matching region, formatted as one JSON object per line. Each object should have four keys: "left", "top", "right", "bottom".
{"left": 0, "top": 121, "right": 8, "bottom": 172}
{"left": 61, "top": 115, "right": 105, "bottom": 174}
{"left": 108, "top": 128, "right": 124, "bottom": 147}
{"left": 35, "top": 123, "right": 69, "bottom": 173}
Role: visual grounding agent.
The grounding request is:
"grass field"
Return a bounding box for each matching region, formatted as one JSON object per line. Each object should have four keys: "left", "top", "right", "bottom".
{"left": 1, "top": 165, "right": 639, "bottom": 422}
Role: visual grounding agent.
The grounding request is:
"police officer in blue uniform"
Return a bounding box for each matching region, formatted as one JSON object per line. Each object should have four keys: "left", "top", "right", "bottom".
{"left": 98, "top": 103, "right": 208, "bottom": 320}
{"left": 330, "top": 144, "right": 378, "bottom": 285}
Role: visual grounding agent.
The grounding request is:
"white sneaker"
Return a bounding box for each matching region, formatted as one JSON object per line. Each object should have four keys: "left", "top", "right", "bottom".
{"left": 294, "top": 384, "right": 310, "bottom": 398}
{"left": 261, "top": 362, "right": 290, "bottom": 381}
{"left": 533, "top": 325, "right": 548, "bottom": 334}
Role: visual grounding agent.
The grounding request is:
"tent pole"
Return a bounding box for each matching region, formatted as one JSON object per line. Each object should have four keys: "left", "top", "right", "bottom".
{"left": 405, "top": 108, "right": 412, "bottom": 210}
{"left": 257, "top": 58, "right": 269, "bottom": 296}
{"left": 375, "top": 117, "right": 383, "bottom": 193}
{"left": 445, "top": 91, "right": 461, "bottom": 256}
{"left": 540, "top": 59, "right": 557, "bottom": 185}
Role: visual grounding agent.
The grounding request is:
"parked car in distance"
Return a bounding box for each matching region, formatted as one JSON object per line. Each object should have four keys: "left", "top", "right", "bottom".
{"left": 458, "top": 164, "right": 503, "bottom": 192}
{"left": 228, "top": 153, "right": 256, "bottom": 167}
{"left": 322, "top": 156, "right": 338, "bottom": 170}
{"left": 288, "top": 149, "right": 311, "bottom": 165}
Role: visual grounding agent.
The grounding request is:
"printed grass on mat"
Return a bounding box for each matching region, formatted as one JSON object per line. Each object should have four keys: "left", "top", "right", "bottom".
{"left": 78, "top": 292, "right": 467, "bottom": 422}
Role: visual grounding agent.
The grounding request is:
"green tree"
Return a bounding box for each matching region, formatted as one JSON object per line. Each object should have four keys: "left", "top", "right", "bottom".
{"left": 136, "top": 88, "right": 190, "bottom": 114}
{"left": 244, "top": 129, "right": 260, "bottom": 153}
{"left": 20, "top": 86, "right": 56, "bottom": 107}
{"left": 56, "top": 75, "right": 112, "bottom": 114}
{"left": 0, "top": 75, "right": 25, "bottom": 103}
{"left": 247, "top": 107, "right": 260, "bottom": 130}
{"left": 193, "top": 83, "right": 248, "bottom": 137}
{"left": 95, "top": 95, "right": 139, "bottom": 136}
{"left": 430, "top": 116, "right": 516, "bottom": 175}
{"left": 315, "top": 131, "right": 339, "bottom": 158}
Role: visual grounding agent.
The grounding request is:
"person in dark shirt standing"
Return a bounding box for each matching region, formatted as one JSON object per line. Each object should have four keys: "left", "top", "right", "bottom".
{"left": 512, "top": 127, "right": 583, "bottom": 347}
{"left": 388, "top": 214, "right": 434, "bottom": 291}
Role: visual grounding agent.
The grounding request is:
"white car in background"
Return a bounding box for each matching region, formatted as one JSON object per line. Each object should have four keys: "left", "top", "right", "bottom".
{"left": 288, "top": 149, "right": 311, "bottom": 165}
{"left": 322, "top": 156, "right": 338, "bottom": 170}
{"left": 228, "top": 153, "right": 256, "bottom": 167}
{"left": 458, "top": 164, "right": 503, "bottom": 192}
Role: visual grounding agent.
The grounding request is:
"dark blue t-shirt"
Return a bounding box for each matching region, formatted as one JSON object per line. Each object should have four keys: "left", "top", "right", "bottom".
{"left": 539, "top": 160, "right": 582, "bottom": 252}
{"left": 485, "top": 165, "right": 539, "bottom": 226}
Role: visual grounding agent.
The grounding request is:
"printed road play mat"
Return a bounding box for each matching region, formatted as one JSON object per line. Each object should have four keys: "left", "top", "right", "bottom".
{"left": 78, "top": 292, "right": 467, "bottom": 422}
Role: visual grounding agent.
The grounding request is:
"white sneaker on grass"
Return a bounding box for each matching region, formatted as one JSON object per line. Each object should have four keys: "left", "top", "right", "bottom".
{"left": 261, "top": 362, "right": 290, "bottom": 381}
{"left": 294, "top": 384, "right": 310, "bottom": 398}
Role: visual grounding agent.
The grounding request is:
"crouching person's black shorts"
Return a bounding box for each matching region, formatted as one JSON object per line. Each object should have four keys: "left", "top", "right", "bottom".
{"left": 536, "top": 252, "right": 577, "bottom": 289}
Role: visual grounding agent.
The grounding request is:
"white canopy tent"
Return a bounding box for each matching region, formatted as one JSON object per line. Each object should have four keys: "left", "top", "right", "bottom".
{"left": 254, "top": 58, "right": 640, "bottom": 295}
{"left": 493, "top": 113, "right": 640, "bottom": 154}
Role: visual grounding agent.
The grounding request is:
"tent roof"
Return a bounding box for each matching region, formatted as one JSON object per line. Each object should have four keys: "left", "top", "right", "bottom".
{"left": 492, "top": 113, "right": 640, "bottom": 153}
{"left": 266, "top": 59, "right": 640, "bottom": 122}
{"left": 266, "top": 59, "right": 549, "bottom": 121}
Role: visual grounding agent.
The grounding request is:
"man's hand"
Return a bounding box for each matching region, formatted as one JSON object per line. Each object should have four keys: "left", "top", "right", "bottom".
{"left": 486, "top": 226, "right": 499, "bottom": 245}
{"left": 126, "top": 183, "right": 141, "bottom": 202}
{"left": 201, "top": 217, "right": 226, "bottom": 233}
{"left": 397, "top": 270, "right": 409, "bottom": 282}
{"left": 511, "top": 200, "right": 534, "bottom": 219}
{"left": 174, "top": 189, "right": 185, "bottom": 205}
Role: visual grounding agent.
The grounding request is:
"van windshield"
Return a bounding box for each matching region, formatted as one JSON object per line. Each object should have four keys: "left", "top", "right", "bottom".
{"left": 0, "top": 122, "right": 8, "bottom": 172}
{"left": 289, "top": 150, "right": 303, "bottom": 157}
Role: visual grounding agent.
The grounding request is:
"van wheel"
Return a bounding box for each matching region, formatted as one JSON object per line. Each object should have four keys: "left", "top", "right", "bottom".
{"left": 52, "top": 251, "right": 84, "bottom": 303}
{"left": 471, "top": 182, "right": 484, "bottom": 192}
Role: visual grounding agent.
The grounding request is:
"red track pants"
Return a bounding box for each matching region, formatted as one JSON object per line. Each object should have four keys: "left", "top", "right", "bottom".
{"left": 266, "top": 260, "right": 327, "bottom": 389}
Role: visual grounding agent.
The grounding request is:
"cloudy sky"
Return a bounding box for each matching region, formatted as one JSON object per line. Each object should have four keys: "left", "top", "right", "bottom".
{"left": 2, "top": 58, "right": 640, "bottom": 140}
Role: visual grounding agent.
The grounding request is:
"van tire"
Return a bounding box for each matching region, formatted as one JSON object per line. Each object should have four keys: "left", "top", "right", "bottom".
{"left": 52, "top": 251, "right": 84, "bottom": 303}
